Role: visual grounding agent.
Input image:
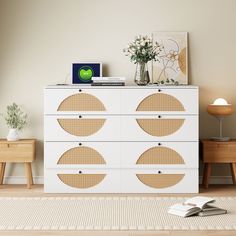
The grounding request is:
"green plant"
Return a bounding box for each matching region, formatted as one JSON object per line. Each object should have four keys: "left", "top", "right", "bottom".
{"left": 3, "top": 103, "right": 27, "bottom": 130}
{"left": 123, "top": 35, "right": 163, "bottom": 64}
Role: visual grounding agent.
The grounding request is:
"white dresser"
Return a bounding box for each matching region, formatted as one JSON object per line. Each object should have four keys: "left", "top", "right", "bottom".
{"left": 44, "top": 85, "right": 198, "bottom": 193}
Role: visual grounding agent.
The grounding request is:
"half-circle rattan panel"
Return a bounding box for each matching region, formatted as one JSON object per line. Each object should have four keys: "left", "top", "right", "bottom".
{"left": 136, "top": 93, "right": 185, "bottom": 112}
{"left": 57, "top": 174, "right": 106, "bottom": 189}
{"left": 136, "top": 119, "right": 185, "bottom": 136}
{"left": 57, "top": 146, "right": 106, "bottom": 165}
{"left": 57, "top": 119, "right": 105, "bottom": 136}
{"left": 136, "top": 174, "right": 185, "bottom": 188}
{"left": 57, "top": 93, "right": 106, "bottom": 111}
{"left": 136, "top": 146, "right": 185, "bottom": 165}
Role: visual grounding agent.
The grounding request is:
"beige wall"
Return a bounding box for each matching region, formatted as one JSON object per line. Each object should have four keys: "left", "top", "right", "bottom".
{"left": 0, "top": 0, "right": 236, "bottom": 182}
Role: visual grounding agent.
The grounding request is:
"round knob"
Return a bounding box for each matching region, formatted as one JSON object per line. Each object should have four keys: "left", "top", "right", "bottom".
{"left": 79, "top": 89, "right": 82, "bottom": 92}
{"left": 158, "top": 89, "right": 162, "bottom": 92}
{"left": 79, "top": 171, "right": 82, "bottom": 174}
{"left": 79, "top": 115, "right": 82, "bottom": 118}
{"left": 158, "top": 115, "right": 161, "bottom": 119}
{"left": 158, "top": 143, "right": 161, "bottom": 146}
{"left": 79, "top": 143, "right": 82, "bottom": 146}
{"left": 158, "top": 170, "right": 162, "bottom": 174}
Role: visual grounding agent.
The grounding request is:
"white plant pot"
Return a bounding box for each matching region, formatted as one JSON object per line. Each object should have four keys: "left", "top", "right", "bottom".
{"left": 7, "top": 128, "right": 20, "bottom": 141}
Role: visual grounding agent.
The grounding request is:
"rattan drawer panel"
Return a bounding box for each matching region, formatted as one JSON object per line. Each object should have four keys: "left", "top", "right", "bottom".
{"left": 57, "top": 174, "right": 106, "bottom": 189}
{"left": 45, "top": 142, "right": 120, "bottom": 168}
{"left": 44, "top": 88, "right": 120, "bottom": 114}
{"left": 57, "top": 93, "right": 106, "bottom": 112}
{"left": 44, "top": 116, "right": 120, "bottom": 141}
{"left": 120, "top": 142, "right": 198, "bottom": 168}
{"left": 121, "top": 115, "right": 198, "bottom": 141}
{"left": 57, "top": 118, "right": 105, "bottom": 136}
{"left": 121, "top": 169, "right": 198, "bottom": 193}
{"left": 136, "top": 119, "right": 184, "bottom": 137}
{"left": 121, "top": 88, "right": 198, "bottom": 114}
{"left": 136, "top": 93, "right": 184, "bottom": 112}
{"left": 44, "top": 169, "right": 120, "bottom": 193}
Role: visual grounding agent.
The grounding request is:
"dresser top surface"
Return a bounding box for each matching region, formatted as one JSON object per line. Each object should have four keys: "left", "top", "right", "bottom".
{"left": 45, "top": 85, "right": 198, "bottom": 89}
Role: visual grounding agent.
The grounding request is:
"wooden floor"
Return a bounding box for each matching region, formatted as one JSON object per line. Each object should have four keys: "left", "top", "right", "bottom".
{"left": 0, "top": 184, "right": 235, "bottom": 236}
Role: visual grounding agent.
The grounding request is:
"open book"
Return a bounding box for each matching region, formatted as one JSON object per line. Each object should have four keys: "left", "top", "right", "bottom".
{"left": 168, "top": 196, "right": 227, "bottom": 217}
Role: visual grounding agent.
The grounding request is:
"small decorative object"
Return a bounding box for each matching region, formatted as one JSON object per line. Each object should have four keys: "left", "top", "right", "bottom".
{"left": 3, "top": 103, "right": 27, "bottom": 141}
{"left": 123, "top": 35, "right": 162, "bottom": 85}
{"left": 207, "top": 98, "right": 233, "bottom": 141}
{"left": 72, "top": 62, "right": 102, "bottom": 84}
{"left": 152, "top": 32, "right": 188, "bottom": 85}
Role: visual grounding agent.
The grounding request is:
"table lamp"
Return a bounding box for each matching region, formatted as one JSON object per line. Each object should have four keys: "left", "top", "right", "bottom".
{"left": 207, "top": 98, "right": 233, "bottom": 141}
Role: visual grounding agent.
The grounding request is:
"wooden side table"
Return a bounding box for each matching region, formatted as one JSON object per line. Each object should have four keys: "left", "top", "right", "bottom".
{"left": 201, "top": 139, "right": 236, "bottom": 188}
{"left": 0, "top": 139, "right": 36, "bottom": 188}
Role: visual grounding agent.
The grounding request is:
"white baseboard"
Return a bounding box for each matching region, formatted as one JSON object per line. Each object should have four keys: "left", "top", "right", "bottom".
{"left": 199, "top": 176, "right": 234, "bottom": 185}
{"left": 3, "top": 175, "right": 234, "bottom": 185}
{"left": 3, "top": 176, "right": 44, "bottom": 185}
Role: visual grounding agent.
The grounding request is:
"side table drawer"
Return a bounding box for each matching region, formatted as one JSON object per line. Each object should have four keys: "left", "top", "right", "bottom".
{"left": 203, "top": 142, "right": 236, "bottom": 163}
{"left": 0, "top": 142, "right": 35, "bottom": 162}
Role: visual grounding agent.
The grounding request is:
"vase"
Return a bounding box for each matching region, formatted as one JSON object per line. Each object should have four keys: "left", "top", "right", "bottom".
{"left": 134, "top": 62, "right": 150, "bottom": 85}
{"left": 7, "top": 128, "right": 19, "bottom": 141}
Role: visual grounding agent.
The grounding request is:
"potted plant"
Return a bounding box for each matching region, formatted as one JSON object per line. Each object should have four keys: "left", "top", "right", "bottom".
{"left": 123, "top": 35, "right": 163, "bottom": 85}
{"left": 3, "top": 103, "right": 27, "bottom": 141}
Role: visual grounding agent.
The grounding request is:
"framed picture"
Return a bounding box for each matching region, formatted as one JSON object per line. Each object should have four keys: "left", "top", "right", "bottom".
{"left": 72, "top": 62, "right": 102, "bottom": 84}
{"left": 152, "top": 32, "right": 188, "bottom": 85}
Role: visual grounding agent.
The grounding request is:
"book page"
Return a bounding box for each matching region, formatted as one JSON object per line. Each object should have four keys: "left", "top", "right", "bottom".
{"left": 184, "top": 196, "right": 215, "bottom": 209}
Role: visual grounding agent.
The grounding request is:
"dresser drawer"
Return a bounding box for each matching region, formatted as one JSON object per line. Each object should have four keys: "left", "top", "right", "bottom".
{"left": 121, "top": 88, "right": 198, "bottom": 115}
{"left": 45, "top": 142, "right": 120, "bottom": 168}
{"left": 121, "top": 115, "right": 198, "bottom": 141}
{"left": 121, "top": 142, "right": 198, "bottom": 168}
{"left": 44, "top": 88, "right": 120, "bottom": 114}
{"left": 44, "top": 115, "right": 120, "bottom": 141}
{"left": 121, "top": 169, "right": 198, "bottom": 193}
{"left": 0, "top": 141, "right": 35, "bottom": 162}
{"left": 44, "top": 169, "right": 120, "bottom": 193}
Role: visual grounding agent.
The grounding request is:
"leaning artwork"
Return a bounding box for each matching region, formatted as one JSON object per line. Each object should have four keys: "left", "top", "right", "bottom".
{"left": 152, "top": 32, "right": 188, "bottom": 85}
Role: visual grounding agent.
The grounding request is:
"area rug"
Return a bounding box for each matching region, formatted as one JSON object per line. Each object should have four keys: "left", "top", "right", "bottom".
{"left": 0, "top": 197, "right": 236, "bottom": 231}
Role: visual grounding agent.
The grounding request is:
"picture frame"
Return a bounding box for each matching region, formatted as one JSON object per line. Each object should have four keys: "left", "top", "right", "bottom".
{"left": 151, "top": 32, "right": 188, "bottom": 85}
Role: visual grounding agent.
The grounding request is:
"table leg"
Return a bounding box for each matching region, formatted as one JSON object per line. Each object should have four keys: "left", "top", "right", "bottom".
{"left": 203, "top": 163, "right": 211, "bottom": 188}
{"left": 230, "top": 163, "right": 236, "bottom": 185}
{"left": 0, "top": 163, "right": 6, "bottom": 185}
{"left": 24, "top": 163, "right": 33, "bottom": 189}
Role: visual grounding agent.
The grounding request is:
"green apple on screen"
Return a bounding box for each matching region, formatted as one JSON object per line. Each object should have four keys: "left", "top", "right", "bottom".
{"left": 79, "top": 67, "right": 93, "bottom": 82}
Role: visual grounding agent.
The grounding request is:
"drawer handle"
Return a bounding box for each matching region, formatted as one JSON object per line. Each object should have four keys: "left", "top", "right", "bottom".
{"left": 79, "top": 115, "right": 82, "bottom": 118}
{"left": 79, "top": 89, "right": 82, "bottom": 92}
{"left": 158, "top": 89, "right": 162, "bottom": 92}
{"left": 158, "top": 143, "right": 162, "bottom": 146}
{"left": 158, "top": 170, "right": 162, "bottom": 174}
{"left": 158, "top": 115, "right": 161, "bottom": 119}
{"left": 79, "top": 143, "right": 82, "bottom": 146}
{"left": 79, "top": 171, "right": 82, "bottom": 174}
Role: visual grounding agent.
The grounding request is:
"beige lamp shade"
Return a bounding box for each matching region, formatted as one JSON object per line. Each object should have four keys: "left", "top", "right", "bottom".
{"left": 207, "top": 98, "right": 233, "bottom": 141}
{"left": 207, "top": 105, "right": 233, "bottom": 116}
{"left": 207, "top": 98, "right": 233, "bottom": 117}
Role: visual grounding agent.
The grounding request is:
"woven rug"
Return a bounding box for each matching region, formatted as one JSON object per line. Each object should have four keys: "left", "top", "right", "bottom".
{"left": 0, "top": 197, "right": 236, "bottom": 231}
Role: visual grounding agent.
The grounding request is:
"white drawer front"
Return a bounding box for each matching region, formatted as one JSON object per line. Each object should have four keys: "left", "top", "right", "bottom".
{"left": 44, "top": 115, "right": 120, "bottom": 141}
{"left": 121, "top": 88, "right": 198, "bottom": 114}
{"left": 121, "top": 142, "right": 198, "bottom": 169}
{"left": 121, "top": 169, "right": 198, "bottom": 193}
{"left": 121, "top": 115, "right": 198, "bottom": 141}
{"left": 44, "top": 88, "right": 120, "bottom": 114}
{"left": 44, "top": 169, "right": 120, "bottom": 193}
{"left": 45, "top": 142, "right": 120, "bottom": 168}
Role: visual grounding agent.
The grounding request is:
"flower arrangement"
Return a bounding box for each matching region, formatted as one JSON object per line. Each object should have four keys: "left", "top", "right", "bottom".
{"left": 3, "top": 103, "right": 27, "bottom": 130}
{"left": 123, "top": 35, "right": 162, "bottom": 64}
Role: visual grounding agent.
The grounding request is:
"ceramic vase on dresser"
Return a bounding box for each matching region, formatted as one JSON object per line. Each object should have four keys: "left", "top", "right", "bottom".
{"left": 44, "top": 85, "right": 199, "bottom": 193}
